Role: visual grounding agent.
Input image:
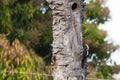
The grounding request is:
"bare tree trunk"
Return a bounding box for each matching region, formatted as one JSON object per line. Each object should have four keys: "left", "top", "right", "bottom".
{"left": 47, "top": 0, "right": 87, "bottom": 80}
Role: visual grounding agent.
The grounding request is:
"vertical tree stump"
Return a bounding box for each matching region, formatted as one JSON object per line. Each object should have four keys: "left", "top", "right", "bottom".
{"left": 47, "top": 0, "right": 86, "bottom": 80}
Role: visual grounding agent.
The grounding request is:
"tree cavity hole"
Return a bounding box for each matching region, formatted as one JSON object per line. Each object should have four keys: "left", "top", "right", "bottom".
{"left": 71, "top": 3, "right": 77, "bottom": 10}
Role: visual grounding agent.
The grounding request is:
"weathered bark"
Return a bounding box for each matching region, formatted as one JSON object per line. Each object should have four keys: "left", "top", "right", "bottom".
{"left": 47, "top": 0, "right": 87, "bottom": 80}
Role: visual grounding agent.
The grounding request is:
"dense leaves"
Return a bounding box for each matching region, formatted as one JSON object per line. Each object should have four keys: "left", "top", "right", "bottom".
{"left": 0, "top": 0, "right": 53, "bottom": 79}
{"left": 84, "top": 0, "right": 117, "bottom": 79}
{"left": 86, "top": 0, "right": 110, "bottom": 24}
{"left": 0, "top": 0, "right": 52, "bottom": 56}
{"left": 0, "top": 34, "right": 52, "bottom": 80}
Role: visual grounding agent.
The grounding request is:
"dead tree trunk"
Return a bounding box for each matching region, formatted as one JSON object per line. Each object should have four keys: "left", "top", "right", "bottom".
{"left": 47, "top": 0, "right": 87, "bottom": 80}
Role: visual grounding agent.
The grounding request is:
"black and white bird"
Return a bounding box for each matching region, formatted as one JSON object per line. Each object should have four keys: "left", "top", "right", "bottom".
{"left": 82, "top": 44, "right": 89, "bottom": 68}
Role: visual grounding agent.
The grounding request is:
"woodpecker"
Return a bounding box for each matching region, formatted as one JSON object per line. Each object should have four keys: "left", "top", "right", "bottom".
{"left": 84, "top": 44, "right": 89, "bottom": 57}
{"left": 82, "top": 44, "right": 89, "bottom": 68}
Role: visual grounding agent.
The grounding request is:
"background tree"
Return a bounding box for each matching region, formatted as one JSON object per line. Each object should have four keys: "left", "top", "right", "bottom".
{"left": 0, "top": 34, "right": 52, "bottom": 80}
{"left": 84, "top": 0, "right": 118, "bottom": 79}
{"left": 0, "top": 0, "right": 52, "bottom": 80}
{"left": 0, "top": 0, "right": 53, "bottom": 57}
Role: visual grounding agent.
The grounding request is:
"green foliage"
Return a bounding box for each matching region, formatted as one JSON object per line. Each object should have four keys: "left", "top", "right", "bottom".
{"left": 0, "top": 34, "right": 52, "bottom": 80}
{"left": 0, "top": 3, "right": 12, "bottom": 34}
{"left": 96, "top": 65, "right": 113, "bottom": 79}
{"left": 12, "top": 3, "right": 35, "bottom": 28}
{"left": 0, "top": 0, "right": 53, "bottom": 79}
{"left": 86, "top": 0, "right": 110, "bottom": 24}
{"left": 83, "top": 0, "right": 117, "bottom": 79}
{"left": 0, "top": 0, "right": 52, "bottom": 57}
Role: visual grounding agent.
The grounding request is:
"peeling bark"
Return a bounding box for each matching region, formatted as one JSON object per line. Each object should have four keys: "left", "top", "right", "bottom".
{"left": 47, "top": 0, "right": 87, "bottom": 80}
